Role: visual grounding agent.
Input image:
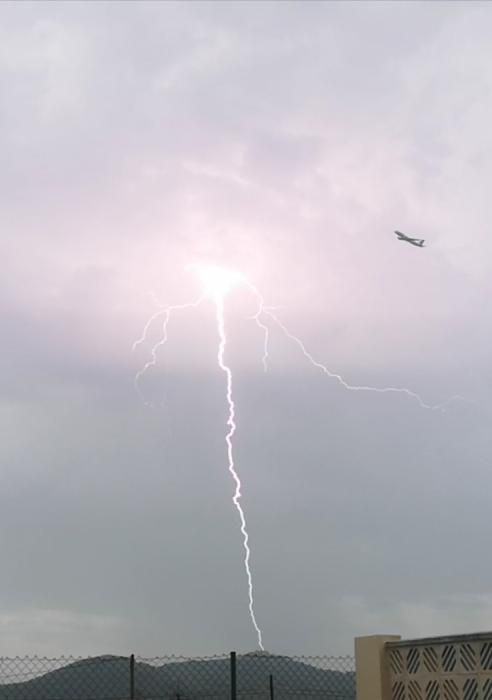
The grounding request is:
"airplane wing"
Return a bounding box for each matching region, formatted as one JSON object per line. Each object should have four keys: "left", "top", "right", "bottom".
{"left": 393, "top": 231, "right": 426, "bottom": 246}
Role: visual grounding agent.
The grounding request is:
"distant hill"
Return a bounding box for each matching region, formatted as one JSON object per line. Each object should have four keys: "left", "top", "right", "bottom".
{"left": 0, "top": 653, "right": 355, "bottom": 700}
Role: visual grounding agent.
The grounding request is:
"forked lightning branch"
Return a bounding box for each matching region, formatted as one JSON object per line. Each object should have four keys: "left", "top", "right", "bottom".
{"left": 133, "top": 263, "right": 459, "bottom": 650}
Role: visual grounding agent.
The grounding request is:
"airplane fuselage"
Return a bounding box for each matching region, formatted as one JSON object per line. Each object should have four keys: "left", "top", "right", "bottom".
{"left": 394, "top": 230, "right": 425, "bottom": 247}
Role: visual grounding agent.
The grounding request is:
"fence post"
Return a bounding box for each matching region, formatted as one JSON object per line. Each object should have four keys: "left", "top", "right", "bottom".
{"left": 230, "top": 651, "right": 237, "bottom": 700}
{"left": 269, "top": 674, "right": 274, "bottom": 700}
{"left": 130, "top": 654, "right": 135, "bottom": 700}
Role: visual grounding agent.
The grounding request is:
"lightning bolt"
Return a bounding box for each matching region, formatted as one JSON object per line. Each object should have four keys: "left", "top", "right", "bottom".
{"left": 248, "top": 284, "right": 271, "bottom": 372}
{"left": 132, "top": 297, "right": 204, "bottom": 403}
{"left": 246, "top": 283, "right": 462, "bottom": 411}
{"left": 215, "top": 293, "right": 264, "bottom": 651}
{"left": 272, "top": 310, "right": 436, "bottom": 407}
{"left": 133, "top": 263, "right": 464, "bottom": 652}
{"left": 134, "top": 270, "right": 265, "bottom": 650}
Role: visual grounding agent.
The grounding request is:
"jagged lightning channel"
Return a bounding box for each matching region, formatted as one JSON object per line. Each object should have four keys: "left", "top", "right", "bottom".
{"left": 247, "top": 291, "right": 460, "bottom": 411}
{"left": 215, "top": 293, "right": 265, "bottom": 651}
{"left": 133, "top": 275, "right": 265, "bottom": 650}
{"left": 248, "top": 287, "right": 270, "bottom": 373}
{"left": 133, "top": 264, "right": 461, "bottom": 652}
{"left": 132, "top": 297, "right": 204, "bottom": 403}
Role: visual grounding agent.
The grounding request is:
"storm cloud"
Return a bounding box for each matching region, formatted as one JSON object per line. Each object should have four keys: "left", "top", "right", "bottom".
{"left": 1, "top": 1, "right": 491, "bottom": 656}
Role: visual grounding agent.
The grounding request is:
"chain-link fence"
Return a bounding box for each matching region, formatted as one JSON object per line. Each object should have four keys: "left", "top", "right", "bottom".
{"left": 0, "top": 653, "right": 355, "bottom": 700}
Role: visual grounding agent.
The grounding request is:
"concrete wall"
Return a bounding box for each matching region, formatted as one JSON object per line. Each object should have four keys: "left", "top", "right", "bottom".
{"left": 355, "top": 633, "right": 492, "bottom": 700}
{"left": 355, "top": 636, "right": 402, "bottom": 700}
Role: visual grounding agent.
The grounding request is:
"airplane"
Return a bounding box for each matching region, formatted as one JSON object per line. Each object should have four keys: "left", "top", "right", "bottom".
{"left": 394, "top": 230, "right": 425, "bottom": 247}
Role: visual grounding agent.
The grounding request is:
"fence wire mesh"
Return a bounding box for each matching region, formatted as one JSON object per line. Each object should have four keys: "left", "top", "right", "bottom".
{"left": 0, "top": 657, "right": 129, "bottom": 700}
{"left": 0, "top": 653, "right": 355, "bottom": 700}
{"left": 135, "top": 655, "right": 230, "bottom": 700}
{"left": 234, "top": 653, "right": 354, "bottom": 700}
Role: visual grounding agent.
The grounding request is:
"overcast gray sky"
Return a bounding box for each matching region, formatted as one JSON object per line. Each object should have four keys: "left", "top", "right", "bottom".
{"left": 1, "top": 0, "right": 492, "bottom": 658}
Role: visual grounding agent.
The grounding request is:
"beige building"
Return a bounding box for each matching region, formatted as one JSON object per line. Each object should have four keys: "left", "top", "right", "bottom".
{"left": 356, "top": 633, "right": 492, "bottom": 700}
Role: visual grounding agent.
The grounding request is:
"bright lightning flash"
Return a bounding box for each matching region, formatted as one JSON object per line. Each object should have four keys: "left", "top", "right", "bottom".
{"left": 191, "top": 263, "right": 264, "bottom": 649}
{"left": 188, "top": 263, "right": 245, "bottom": 303}
{"left": 134, "top": 263, "right": 265, "bottom": 650}
{"left": 215, "top": 289, "right": 264, "bottom": 651}
{"left": 133, "top": 263, "right": 461, "bottom": 649}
